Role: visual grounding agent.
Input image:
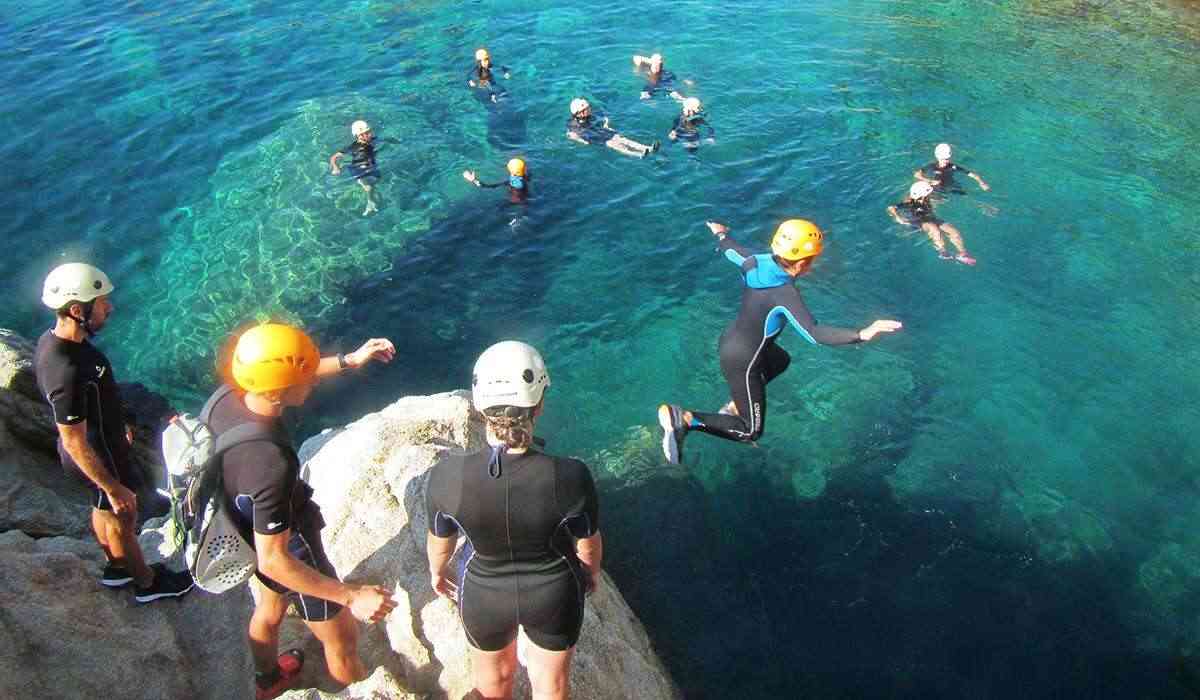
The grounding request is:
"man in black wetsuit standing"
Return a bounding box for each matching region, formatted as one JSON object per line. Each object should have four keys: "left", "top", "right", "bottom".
{"left": 329, "top": 120, "right": 381, "bottom": 216}
{"left": 426, "top": 341, "right": 602, "bottom": 700}
{"left": 208, "top": 322, "right": 398, "bottom": 699}
{"left": 657, "top": 221, "right": 902, "bottom": 464}
{"left": 34, "top": 263, "right": 194, "bottom": 603}
{"left": 468, "top": 47, "right": 511, "bottom": 103}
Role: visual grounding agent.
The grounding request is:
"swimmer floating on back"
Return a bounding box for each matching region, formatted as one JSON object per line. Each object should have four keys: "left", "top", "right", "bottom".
{"left": 667, "top": 97, "right": 715, "bottom": 150}
{"left": 656, "top": 220, "right": 902, "bottom": 464}
{"left": 463, "top": 157, "right": 530, "bottom": 205}
{"left": 888, "top": 180, "right": 976, "bottom": 265}
{"left": 468, "top": 48, "right": 511, "bottom": 103}
{"left": 329, "top": 120, "right": 386, "bottom": 216}
{"left": 565, "top": 98, "right": 659, "bottom": 158}
{"left": 914, "top": 143, "right": 990, "bottom": 194}
{"left": 632, "top": 52, "right": 687, "bottom": 100}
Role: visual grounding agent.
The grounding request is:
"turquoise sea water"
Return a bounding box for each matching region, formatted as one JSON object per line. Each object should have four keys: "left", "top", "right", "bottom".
{"left": 4, "top": 0, "right": 1200, "bottom": 696}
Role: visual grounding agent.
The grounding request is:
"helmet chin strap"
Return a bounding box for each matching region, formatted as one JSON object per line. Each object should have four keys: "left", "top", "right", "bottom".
{"left": 72, "top": 301, "right": 96, "bottom": 336}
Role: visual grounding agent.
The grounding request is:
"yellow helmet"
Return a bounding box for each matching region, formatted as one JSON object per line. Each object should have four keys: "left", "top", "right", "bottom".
{"left": 771, "top": 219, "right": 823, "bottom": 261}
{"left": 231, "top": 323, "right": 320, "bottom": 393}
{"left": 475, "top": 48, "right": 490, "bottom": 61}
{"left": 507, "top": 157, "right": 526, "bottom": 176}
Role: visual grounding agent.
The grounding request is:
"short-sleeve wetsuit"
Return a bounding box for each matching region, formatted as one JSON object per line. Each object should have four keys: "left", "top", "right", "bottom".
{"left": 566, "top": 115, "right": 616, "bottom": 144}
{"left": 687, "top": 238, "right": 862, "bottom": 443}
{"left": 920, "top": 161, "right": 971, "bottom": 194}
{"left": 426, "top": 447, "right": 599, "bottom": 651}
{"left": 337, "top": 140, "right": 380, "bottom": 180}
{"left": 671, "top": 114, "right": 714, "bottom": 145}
{"left": 206, "top": 385, "right": 343, "bottom": 621}
{"left": 641, "top": 69, "right": 677, "bottom": 97}
{"left": 892, "top": 197, "right": 942, "bottom": 226}
{"left": 473, "top": 175, "right": 529, "bottom": 204}
{"left": 468, "top": 62, "right": 509, "bottom": 99}
{"left": 34, "top": 330, "right": 135, "bottom": 510}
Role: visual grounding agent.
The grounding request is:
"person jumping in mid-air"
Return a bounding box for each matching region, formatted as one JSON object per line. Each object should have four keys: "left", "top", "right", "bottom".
{"left": 656, "top": 220, "right": 902, "bottom": 463}
{"left": 888, "top": 180, "right": 976, "bottom": 265}
{"left": 566, "top": 98, "right": 659, "bottom": 158}
{"left": 463, "top": 157, "right": 530, "bottom": 205}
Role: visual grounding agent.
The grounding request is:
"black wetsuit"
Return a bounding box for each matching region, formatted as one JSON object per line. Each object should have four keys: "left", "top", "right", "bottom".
{"left": 920, "top": 161, "right": 971, "bottom": 194}
{"left": 426, "top": 447, "right": 599, "bottom": 651}
{"left": 671, "top": 114, "right": 713, "bottom": 146}
{"left": 34, "top": 330, "right": 136, "bottom": 510}
{"left": 566, "top": 115, "right": 616, "bottom": 144}
{"left": 892, "top": 198, "right": 942, "bottom": 226}
{"left": 641, "top": 69, "right": 676, "bottom": 97}
{"left": 206, "top": 385, "right": 343, "bottom": 621}
{"left": 475, "top": 175, "right": 529, "bottom": 205}
{"left": 688, "top": 238, "right": 862, "bottom": 443}
{"left": 338, "top": 139, "right": 380, "bottom": 180}
{"left": 469, "top": 62, "right": 509, "bottom": 100}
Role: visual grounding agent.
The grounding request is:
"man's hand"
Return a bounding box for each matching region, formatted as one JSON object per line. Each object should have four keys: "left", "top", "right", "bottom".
{"left": 431, "top": 571, "right": 458, "bottom": 601}
{"left": 462, "top": 170, "right": 478, "bottom": 184}
{"left": 104, "top": 482, "right": 138, "bottom": 516}
{"left": 858, "top": 320, "right": 903, "bottom": 342}
{"left": 705, "top": 221, "right": 729, "bottom": 237}
{"left": 346, "top": 338, "right": 396, "bottom": 368}
{"left": 348, "top": 585, "right": 398, "bottom": 623}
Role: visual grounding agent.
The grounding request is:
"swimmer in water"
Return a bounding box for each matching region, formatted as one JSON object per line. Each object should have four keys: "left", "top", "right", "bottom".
{"left": 565, "top": 98, "right": 660, "bottom": 158}
{"left": 655, "top": 219, "right": 902, "bottom": 463}
{"left": 329, "top": 120, "right": 384, "bottom": 216}
{"left": 468, "top": 48, "right": 511, "bottom": 103}
{"left": 463, "top": 157, "right": 530, "bottom": 205}
{"left": 888, "top": 180, "right": 976, "bottom": 265}
{"left": 667, "top": 97, "right": 715, "bottom": 150}
{"left": 914, "top": 143, "right": 990, "bottom": 194}
{"left": 632, "top": 52, "right": 686, "bottom": 101}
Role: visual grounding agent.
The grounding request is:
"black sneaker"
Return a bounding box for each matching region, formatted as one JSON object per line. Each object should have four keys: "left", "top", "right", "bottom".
{"left": 657, "top": 404, "right": 687, "bottom": 465}
{"left": 100, "top": 562, "right": 133, "bottom": 588}
{"left": 134, "top": 563, "right": 195, "bottom": 603}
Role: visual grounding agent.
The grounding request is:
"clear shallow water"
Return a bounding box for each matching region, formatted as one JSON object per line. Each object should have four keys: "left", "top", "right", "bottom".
{"left": 3, "top": 1, "right": 1200, "bottom": 697}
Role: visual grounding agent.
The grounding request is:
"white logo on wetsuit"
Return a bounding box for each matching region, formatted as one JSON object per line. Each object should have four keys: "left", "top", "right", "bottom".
{"left": 267, "top": 521, "right": 284, "bottom": 530}
{"left": 95, "top": 365, "right": 107, "bottom": 378}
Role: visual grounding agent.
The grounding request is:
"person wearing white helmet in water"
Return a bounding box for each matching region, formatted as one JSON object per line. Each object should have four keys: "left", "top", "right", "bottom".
{"left": 566, "top": 97, "right": 659, "bottom": 158}
{"left": 888, "top": 180, "right": 976, "bottom": 265}
{"left": 329, "top": 120, "right": 385, "bottom": 216}
{"left": 426, "top": 341, "right": 602, "bottom": 700}
{"left": 667, "top": 96, "right": 715, "bottom": 150}
{"left": 468, "top": 47, "right": 512, "bottom": 103}
{"left": 914, "top": 143, "right": 990, "bottom": 194}
{"left": 33, "top": 263, "right": 195, "bottom": 603}
{"left": 632, "top": 51, "right": 687, "bottom": 100}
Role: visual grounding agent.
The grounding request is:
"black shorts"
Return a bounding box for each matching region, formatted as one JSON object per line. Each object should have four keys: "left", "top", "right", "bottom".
{"left": 455, "top": 542, "right": 587, "bottom": 652}
{"left": 254, "top": 507, "right": 344, "bottom": 622}
{"left": 57, "top": 440, "right": 135, "bottom": 512}
{"left": 349, "top": 164, "right": 381, "bottom": 181}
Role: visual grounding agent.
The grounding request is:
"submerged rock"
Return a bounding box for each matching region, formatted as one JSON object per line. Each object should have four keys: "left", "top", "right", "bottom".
{"left": 277, "top": 391, "right": 680, "bottom": 700}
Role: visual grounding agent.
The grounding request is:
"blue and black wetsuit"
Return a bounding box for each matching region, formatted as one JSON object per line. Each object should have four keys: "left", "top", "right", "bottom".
{"left": 687, "top": 237, "right": 862, "bottom": 443}
{"left": 338, "top": 139, "right": 380, "bottom": 180}
{"left": 469, "top": 62, "right": 509, "bottom": 100}
{"left": 641, "top": 69, "right": 676, "bottom": 97}
{"left": 671, "top": 114, "right": 714, "bottom": 147}
{"left": 426, "top": 447, "right": 599, "bottom": 651}
{"left": 920, "top": 161, "right": 971, "bottom": 194}
{"left": 473, "top": 174, "right": 529, "bottom": 205}
{"left": 892, "top": 197, "right": 942, "bottom": 226}
{"left": 566, "top": 115, "right": 616, "bottom": 144}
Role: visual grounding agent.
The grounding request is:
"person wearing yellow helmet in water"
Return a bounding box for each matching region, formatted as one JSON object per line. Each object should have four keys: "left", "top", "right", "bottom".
{"left": 205, "top": 323, "right": 398, "bottom": 698}
{"left": 566, "top": 97, "right": 660, "bottom": 158}
{"left": 656, "top": 220, "right": 902, "bottom": 463}
{"left": 463, "top": 156, "right": 530, "bottom": 205}
{"left": 468, "top": 47, "right": 511, "bottom": 103}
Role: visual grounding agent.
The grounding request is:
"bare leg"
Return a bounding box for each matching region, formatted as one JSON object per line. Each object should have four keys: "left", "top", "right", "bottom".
{"left": 921, "top": 222, "right": 948, "bottom": 257}
{"left": 356, "top": 179, "right": 378, "bottom": 215}
{"left": 249, "top": 583, "right": 290, "bottom": 676}
{"left": 307, "top": 607, "right": 366, "bottom": 685}
{"left": 605, "top": 134, "right": 656, "bottom": 158}
{"left": 939, "top": 222, "right": 968, "bottom": 256}
{"left": 93, "top": 507, "right": 153, "bottom": 586}
{"left": 470, "top": 638, "right": 519, "bottom": 700}
{"left": 525, "top": 642, "right": 575, "bottom": 700}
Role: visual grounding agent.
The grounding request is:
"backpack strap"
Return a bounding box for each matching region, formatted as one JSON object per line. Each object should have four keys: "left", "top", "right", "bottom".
{"left": 199, "top": 384, "right": 237, "bottom": 424}
{"left": 213, "top": 421, "right": 292, "bottom": 459}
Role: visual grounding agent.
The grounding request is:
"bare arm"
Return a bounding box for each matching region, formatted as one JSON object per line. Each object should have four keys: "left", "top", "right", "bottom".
{"left": 426, "top": 531, "right": 459, "bottom": 599}
{"left": 566, "top": 131, "right": 590, "bottom": 145}
{"left": 58, "top": 422, "right": 136, "bottom": 515}
{"left": 576, "top": 532, "right": 603, "bottom": 593}
{"left": 316, "top": 338, "right": 396, "bottom": 379}
{"left": 913, "top": 168, "right": 931, "bottom": 182}
{"left": 968, "top": 171, "right": 990, "bottom": 191}
{"left": 257, "top": 529, "right": 396, "bottom": 622}
{"left": 887, "top": 205, "right": 906, "bottom": 224}
{"left": 329, "top": 152, "right": 344, "bottom": 174}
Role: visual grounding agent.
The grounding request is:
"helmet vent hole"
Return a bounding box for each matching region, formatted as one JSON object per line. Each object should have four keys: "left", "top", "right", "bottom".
{"left": 522, "top": 369, "right": 534, "bottom": 384}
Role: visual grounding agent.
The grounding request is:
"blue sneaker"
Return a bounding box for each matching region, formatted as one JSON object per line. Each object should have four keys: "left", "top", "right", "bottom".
{"left": 657, "top": 404, "right": 687, "bottom": 465}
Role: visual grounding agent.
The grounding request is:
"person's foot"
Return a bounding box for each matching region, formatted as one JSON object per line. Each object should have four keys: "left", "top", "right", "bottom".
{"left": 937, "top": 249, "right": 953, "bottom": 260}
{"left": 100, "top": 562, "right": 133, "bottom": 588}
{"left": 657, "top": 404, "right": 688, "bottom": 465}
{"left": 255, "top": 649, "right": 305, "bottom": 700}
{"left": 651, "top": 140, "right": 661, "bottom": 153}
{"left": 955, "top": 253, "right": 977, "bottom": 266}
{"left": 363, "top": 201, "right": 379, "bottom": 216}
{"left": 134, "top": 563, "right": 194, "bottom": 603}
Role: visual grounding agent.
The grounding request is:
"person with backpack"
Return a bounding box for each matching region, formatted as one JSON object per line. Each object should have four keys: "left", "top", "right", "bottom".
{"left": 426, "top": 341, "right": 602, "bottom": 700}
{"left": 206, "top": 322, "right": 398, "bottom": 699}
{"left": 34, "top": 263, "right": 194, "bottom": 603}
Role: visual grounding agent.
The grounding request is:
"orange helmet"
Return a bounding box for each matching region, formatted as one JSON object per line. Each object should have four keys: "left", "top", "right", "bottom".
{"left": 771, "top": 219, "right": 823, "bottom": 261}
{"left": 231, "top": 323, "right": 320, "bottom": 393}
{"left": 507, "top": 157, "right": 526, "bottom": 176}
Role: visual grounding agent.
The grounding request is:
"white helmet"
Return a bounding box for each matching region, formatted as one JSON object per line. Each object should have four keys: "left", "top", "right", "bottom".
{"left": 650, "top": 53, "right": 663, "bottom": 65}
{"left": 910, "top": 180, "right": 934, "bottom": 199}
{"left": 472, "top": 341, "right": 550, "bottom": 411}
{"left": 569, "top": 98, "right": 590, "bottom": 116}
{"left": 351, "top": 120, "right": 371, "bottom": 136}
{"left": 42, "top": 263, "right": 114, "bottom": 310}
{"left": 682, "top": 97, "right": 702, "bottom": 113}
{"left": 934, "top": 143, "right": 952, "bottom": 160}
